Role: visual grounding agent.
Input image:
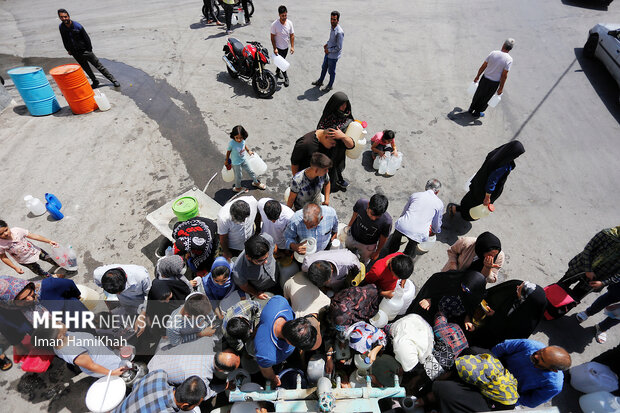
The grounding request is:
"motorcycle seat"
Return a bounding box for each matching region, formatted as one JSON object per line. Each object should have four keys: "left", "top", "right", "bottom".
{"left": 229, "top": 38, "right": 244, "bottom": 58}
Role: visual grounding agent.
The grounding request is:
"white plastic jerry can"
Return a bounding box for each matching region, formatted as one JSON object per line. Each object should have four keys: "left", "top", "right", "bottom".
{"left": 469, "top": 203, "right": 495, "bottom": 220}
{"left": 467, "top": 81, "right": 479, "bottom": 96}
{"left": 345, "top": 120, "right": 367, "bottom": 159}
{"left": 488, "top": 93, "right": 502, "bottom": 108}
{"left": 24, "top": 195, "right": 47, "bottom": 216}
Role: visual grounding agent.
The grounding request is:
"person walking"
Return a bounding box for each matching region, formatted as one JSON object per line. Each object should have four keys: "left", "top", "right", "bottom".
{"left": 221, "top": 0, "right": 236, "bottom": 34}
{"left": 57, "top": 9, "right": 120, "bottom": 88}
{"left": 270, "top": 5, "right": 294, "bottom": 87}
{"left": 311, "top": 11, "right": 344, "bottom": 92}
{"left": 468, "top": 38, "right": 515, "bottom": 118}
{"left": 448, "top": 141, "right": 525, "bottom": 221}
{"left": 577, "top": 285, "right": 620, "bottom": 344}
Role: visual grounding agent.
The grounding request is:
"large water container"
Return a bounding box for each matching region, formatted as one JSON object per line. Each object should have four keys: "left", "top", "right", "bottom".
{"left": 469, "top": 203, "right": 495, "bottom": 220}
{"left": 488, "top": 93, "right": 502, "bottom": 108}
{"left": 7, "top": 66, "right": 61, "bottom": 116}
{"left": 398, "top": 279, "right": 416, "bottom": 315}
{"left": 467, "top": 82, "right": 478, "bottom": 96}
{"left": 272, "top": 54, "right": 290, "bottom": 72}
{"left": 222, "top": 165, "right": 235, "bottom": 182}
{"left": 24, "top": 195, "right": 47, "bottom": 216}
{"left": 49, "top": 64, "right": 97, "bottom": 114}
{"left": 246, "top": 153, "right": 267, "bottom": 175}
{"left": 378, "top": 152, "right": 391, "bottom": 175}
{"left": 385, "top": 152, "right": 403, "bottom": 176}
{"left": 345, "top": 121, "right": 367, "bottom": 159}
{"left": 379, "top": 286, "right": 404, "bottom": 321}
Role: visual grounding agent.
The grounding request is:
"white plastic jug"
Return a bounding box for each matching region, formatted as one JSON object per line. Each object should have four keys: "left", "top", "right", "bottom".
{"left": 469, "top": 203, "right": 495, "bottom": 220}
{"left": 246, "top": 153, "right": 267, "bottom": 175}
{"left": 294, "top": 237, "right": 317, "bottom": 262}
{"left": 385, "top": 152, "right": 403, "bottom": 176}
{"left": 398, "top": 279, "right": 416, "bottom": 315}
{"left": 579, "top": 391, "right": 620, "bottom": 413}
{"left": 467, "top": 82, "right": 479, "bottom": 96}
{"left": 24, "top": 195, "right": 47, "bottom": 216}
{"left": 416, "top": 235, "right": 436, "bottom": 254}
{"left": 354, "top": 353, "right": 373, "bottom": 372}
{"left": 222, "top": 165, "right": 235, "bottom": 182}
{"left": 345, "top": 121, "right": 367, "bottom": 159}
{"left": 378, "top": 152, "right": 391, "bottom": 175}
{"left": 331, "top": 239, "right": 342, "bottom": 249}
{"left": 94, "top": 90, "right": 111, "bottom": 111}
{"left": 369, "top": 309, "right": 389, "bottom": 328}
{"left": 231, "top": 13, "right": 239, "bottom": 25}
{"left": 488, "top": 93, "right": 502, "bottom": 108}
{"left": 379, "top": 287, "right": 404, "bottom": 321}
{"left": 272, "top": 54, "right": 290, "bottom": 72}
{"left": 237, "top": 8, "right": 245, "bottom": 24}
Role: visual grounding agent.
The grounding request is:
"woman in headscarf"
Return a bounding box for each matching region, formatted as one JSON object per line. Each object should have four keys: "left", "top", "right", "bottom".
{"left": 441, "top": 232, "right": 505, "bottom": 283}
{"left": 448, "top": 140, "right": 525, "bottom": 221}
{"left": 467, "top": 280, "right": 546, "bottom": 349}
{"left": 316, "top": 92, "right": 356, "bottom": 190}
{"left": 0, "top": 275, "right": 90, "bottom": 353}
{"left": 406, "top": 270, "right": 487, "bottom": 330}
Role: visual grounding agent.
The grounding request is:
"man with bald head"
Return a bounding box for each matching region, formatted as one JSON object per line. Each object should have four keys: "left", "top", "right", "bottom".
{"left": 284, "top": 203, "right": 339, "bottom": 254}
{"left": 492, "top": 339, "right": 570, "bottom": 408}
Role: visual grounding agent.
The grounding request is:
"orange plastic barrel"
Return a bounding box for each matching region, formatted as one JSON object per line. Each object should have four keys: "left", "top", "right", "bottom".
{"left": 49, "top": 64, "right": 97, "bottom": 114}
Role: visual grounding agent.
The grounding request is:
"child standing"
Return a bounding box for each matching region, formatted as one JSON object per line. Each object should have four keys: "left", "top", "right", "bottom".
{"left": 287, "top": 152, "right": 332, "bottom": 211}
{"left": 0, "top": 219, "right": 60, "bottom": 278}
{"left": 371, "top": 130, "right": 398, "bottom": 160}
{"left": 225, "top": 125, "right": 266, "bottom": 192}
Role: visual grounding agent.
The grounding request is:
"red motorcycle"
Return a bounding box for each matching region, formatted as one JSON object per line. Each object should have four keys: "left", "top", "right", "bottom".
{"left": 222, "top": 38, "right": 276, "bottom": 98}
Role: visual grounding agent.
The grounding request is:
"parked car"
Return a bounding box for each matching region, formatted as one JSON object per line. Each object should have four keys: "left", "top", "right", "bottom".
{"left": 584, "top": 24, "right": 620, "bottom": 101}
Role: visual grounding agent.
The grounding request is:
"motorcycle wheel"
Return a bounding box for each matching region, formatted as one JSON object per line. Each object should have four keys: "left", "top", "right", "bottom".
{"left": 227, "top": 65, "right": 239, "bottom": 79}
{"left": 252, "top": 70, "right": 276, "bottom": 98}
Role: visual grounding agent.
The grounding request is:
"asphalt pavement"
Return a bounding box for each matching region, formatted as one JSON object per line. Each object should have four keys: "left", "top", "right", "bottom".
{"left": 0, "top": 0, "right": 619, "bottom": 411}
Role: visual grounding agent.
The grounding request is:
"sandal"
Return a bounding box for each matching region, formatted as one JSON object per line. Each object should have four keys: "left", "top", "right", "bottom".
{"left": 0, "top": 356, "right": 13, "bottom": 371}
{"left": 595, "top": 324, "right": 607, "bottom": 344}
{"left": 252, "top": 181, "right": 266, "bottom": 190}
{"left": 446, "top": 203, "right": 457, "bottom": 218}
{"left": 233, "top": 187, "right": 248, "bottom": 193}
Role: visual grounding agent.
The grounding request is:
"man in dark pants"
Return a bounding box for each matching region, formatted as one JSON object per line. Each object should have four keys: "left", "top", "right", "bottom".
{"left": 241, "top": 0, "right": 251, "bottom": 24}
{"left": 270, "top": 5, "right": 295, "bottom": 87}
{"left": 468, "top": 38, "right": 514, "bottom": 118}
{"left": 58, "top": 8, "right": 120, "bottom": 88}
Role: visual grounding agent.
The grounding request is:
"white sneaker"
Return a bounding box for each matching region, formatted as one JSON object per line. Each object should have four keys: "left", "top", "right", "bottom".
{"left": 595, "top": 324, "right": 607, "bottom": 344}
{"left": 576, "top": 311, "right": 588, "bottom": 323}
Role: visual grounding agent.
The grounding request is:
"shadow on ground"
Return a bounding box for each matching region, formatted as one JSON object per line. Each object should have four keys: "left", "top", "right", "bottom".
{"left": 561, "top": 0, "right": 612, "bottom": 10}
{"left": 574, "top": 47, "right": 620, "bottom": 125}
{"left": 438, "top": 212, "right": 473, "bottom": 245}
{"left": 447, "top": 107, "right": 483, "bottom": 127}
{"left": 215, "top": 71, "right": 275, "bottom": 100}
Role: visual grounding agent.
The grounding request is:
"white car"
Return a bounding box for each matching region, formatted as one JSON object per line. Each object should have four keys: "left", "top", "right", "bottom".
{"left": 584, "top": 24, "right": 620, "bottom": 99}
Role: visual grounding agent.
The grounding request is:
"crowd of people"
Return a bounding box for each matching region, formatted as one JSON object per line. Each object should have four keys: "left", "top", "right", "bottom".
{"left": 0, "top": 4, "right": 618, "bottom": 413}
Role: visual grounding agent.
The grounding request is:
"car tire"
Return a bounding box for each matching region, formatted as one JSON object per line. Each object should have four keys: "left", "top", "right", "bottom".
{"left": 583, "top": 33, "right": 598, "bottom": 58}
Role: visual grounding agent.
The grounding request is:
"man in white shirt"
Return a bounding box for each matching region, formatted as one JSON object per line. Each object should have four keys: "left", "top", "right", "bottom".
{"left": 256, "top": 198, "right": 294, "bottom": 252}
{"left": 270, "top": 5, "right": 295, "bottom": 87}
{"left": 217, "top": 196, "right": 258, "bottom": 260}
{"left": 468, "top": 38, "right": 515, "bottom": 118}
{"left": 382, "top": 179, "right": 444, "bottom": 259}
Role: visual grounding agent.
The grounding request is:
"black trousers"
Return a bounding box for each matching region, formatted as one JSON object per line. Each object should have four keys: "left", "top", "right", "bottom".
{"left": 382, "top": 229, "right": 419, "bottom": 259}
{"left": 222, "top": 3, "right": 234, "bottom": 30}
{"left": 241, "top": 0, "right": 250, "bottom": 22}
{"left": 433, "top": 379, "right": 515, "bottom": 413}
{"left": 469, "top": 75, "right": 499, "bottom": 113}
{"left": 203, "top": 0, "right": 217, "bottom": 20}
{"left": 73, "top": 50, "right": 116, "bottom": 83}
{"left": 275, "top": 48, "right": 289, "bottom": 77}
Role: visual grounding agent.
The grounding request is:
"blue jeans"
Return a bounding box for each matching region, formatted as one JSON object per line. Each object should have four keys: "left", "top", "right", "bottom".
{"left": 586, "top": 282, "right": 620, "bottom": 332}
{"left": 318, "top": 55, "right": 338, "bottom": 87}
{"left": 232, "top": 160, "right": 258, "bottom": 188}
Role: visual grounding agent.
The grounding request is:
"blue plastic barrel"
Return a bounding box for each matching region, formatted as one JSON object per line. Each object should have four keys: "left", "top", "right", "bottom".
{"left": 7, "top": 66, "right": 61, "bottom": 116}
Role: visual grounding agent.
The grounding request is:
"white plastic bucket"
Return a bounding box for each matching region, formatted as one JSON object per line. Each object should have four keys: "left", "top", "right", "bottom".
{"left": 272, "top": 54, "right": 290, "bottom": 72}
